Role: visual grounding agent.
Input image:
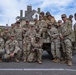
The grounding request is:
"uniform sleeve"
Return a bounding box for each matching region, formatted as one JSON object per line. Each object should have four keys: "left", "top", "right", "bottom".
{"left": 1, "top": 39, "right": 4, "bottom": 49}
{"left": 13, "top": 40, "right": 20, "bottom": 54}
{"left": 63, "top": 22, "right": 72, "bottom": 37}
{"left": 5, "top": 41, "right": 10, "bottom": 54}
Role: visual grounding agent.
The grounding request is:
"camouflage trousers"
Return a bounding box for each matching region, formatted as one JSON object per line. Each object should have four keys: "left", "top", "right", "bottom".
{"left": 0, "top": 49, "right": 5, "bottom": 58}
{"left": 23, "top": 43, "right": 31, "bottom": 61}
{"left": 27, "top": 48, "right": 43, "bottom": 62}
{"left": 64, "top": 39, "right": 72, "bottom": 60}
{"left": 18, "top": 40, "right": 23, "bottom": 50}
{"left": 2, "top": 48, "right": 21, "bottom": 60}
{"left": 51, "top": 40, "right": 61, "bottom": 59}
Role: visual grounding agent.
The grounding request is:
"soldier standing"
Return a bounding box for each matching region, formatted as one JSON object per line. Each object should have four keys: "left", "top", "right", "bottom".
{"left": 22, "top": 20, "right": 30, "bottom": 37}
{"left": 67, "top": 15, "right": 73, "bottom": 30}
{"left": 0, "top": 30, "right": 5, "bottom": 62}
{"left": 48, "top": 23, "right": 61, "bottom": 63}
{"left": 3, "top": 34, "right": 21, "bottom": 62}
{"left": 14, "top": 21, "right": 23, "bottom": 58}
{"left": 9, "top": 23, "right": 15, "bottom": 34}
{"left": 2, "top": 28, "right": 10, "bottom": 44}
{"left": 23, "top": 25, "right": 36, "bottom": 62}
{"left": 74, "top": 13, "right": 76, "bottom": 51}
{"left": 61, "top": 14, "right": 72, "bottom": 66}
{"left": 46, "top": 13, "right": 56, "bottom": 25}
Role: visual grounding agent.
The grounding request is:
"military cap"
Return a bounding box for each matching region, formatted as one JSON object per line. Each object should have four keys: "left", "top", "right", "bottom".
{"left": 10, "top": 33, "right": 15, "bottom": 37}
{"left": 16, "top": 21, "right": 20, "bottom": 24}
{"left": 74, "top": 13, "right": 76, "bottom": 16}
{"left": 30, "top": 24, "right": 34, "bottom": 27}
{"left": 61, "top": 14, "right": 67, "bottom": 18}
{"left": 58, "top": 20, "right": 62, "bottom": 23}
{"left": 47, "top": 13, "right": 52, "bottom": 16}
{"left": 69, "top": 15, "right": 73, "bottom": 18}
{"left": 5, "top": 27, "right": 8, "bottom": 30}
{"left": 48, "top": 23, "right": 52, "bottom": 26}
{"left": 40, "top": 11, "right": 44, "bottom": 15}
{"left": 46, "top": 11, "right": 50, "bottom": 15}
{"left": 35, "top": 34, "right": 40, "bottom": 38}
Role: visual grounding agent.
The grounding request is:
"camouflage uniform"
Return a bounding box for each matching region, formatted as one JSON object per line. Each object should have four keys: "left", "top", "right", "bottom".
{"left": 0, "top": 37, "right": 5, "bottom": 60}
{"left": 22, "top": 23, "right": 30, "bottom": 37}
{"left": 61, "top": 14, "right": 72, "bottom": 66}
{"left": 2, "top": 29, "right": 10, "bottom": 44}
{"left": 28, "top": 35, "right": 43, "bottom": 64}
{"left": 48, "top": 24, "right": 61, "bottom": 62}
{"left": 74, "top": 23, "right": 76, "bottom": 49}
{"left": 3, "top": 35, "right": 21, "bottom": 62}
{"left": 23, "top": 25, "right": 36, "bottom": 62}
{"left": 9, "top": 24, "right": 15, "bottom": 34}
{"left": 67, "top": 15, "right": 73, "bottom": 30}
{"left": 46, "top": 13, "right": 56, "bottom": 25}
{"left": 23, "top": 36, "right": 31, "bottom": 62}
{"left": 14, "top": 26, "right": 22, "bottom": 50}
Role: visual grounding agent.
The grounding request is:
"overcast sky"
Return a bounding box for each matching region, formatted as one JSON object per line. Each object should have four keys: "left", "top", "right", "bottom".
{"left": 0, "top": 0, "right": 76, "bottom": 26}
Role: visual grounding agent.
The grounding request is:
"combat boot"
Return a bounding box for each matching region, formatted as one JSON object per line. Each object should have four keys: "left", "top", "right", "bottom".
{"left": 55, "top": 58, "right": 60, "bottom": 63}
{"left": 38, "top": 61, "right": 42, "bottom": 64}
{"left": 0, "top": 58, "right": 2, "bottom": 62}
{"left": 14, "top": 58, "right": 19, "bottom": 63}
{"left": 67, "top": 60, "right": 72, "bottom": 66}
{"left": 23, "top": 59, "right": 27, "bottom": 63}
{"left": 52, "top": 58, "right": 57, "bottom": 63}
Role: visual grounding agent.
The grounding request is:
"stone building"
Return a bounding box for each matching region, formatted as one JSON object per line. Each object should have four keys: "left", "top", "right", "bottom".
{"left": 16, "top": 5, "right": 41, "bottom": 26}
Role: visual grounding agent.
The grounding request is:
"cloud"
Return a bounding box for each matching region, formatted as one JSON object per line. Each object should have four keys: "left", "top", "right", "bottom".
{"left": 0, "top": 0, "right": 76, "bottom": 26}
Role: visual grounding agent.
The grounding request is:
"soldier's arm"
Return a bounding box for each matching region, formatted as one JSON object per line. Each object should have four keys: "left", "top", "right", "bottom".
{"left": 52, "top": 30, "right": 59, "bottom": 39}
{"left": 13, "top": 40, "right": 20, "bottom": 54}
{"left": 1, "top": 39, "right": 4, "bottom": 49}
{"left": 63, "top": 22, "right": 72, "bottom": 37}
{"left": 5, "top": 41, "right": 10, "bottom": 54}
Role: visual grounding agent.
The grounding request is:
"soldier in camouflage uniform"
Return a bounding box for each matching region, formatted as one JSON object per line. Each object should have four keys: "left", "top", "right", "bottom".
{"left": 9, "top": 23, "right": 15, "bottom": 34}
{"left": 74, "top": 13, "right": 76, "bottom": 51}
{"left": 22, "top": 20, "right": 30, "bottom": 37}
{"left": 0, "top": 30, "right": 5, "bottom": 62}
{"left": 28, "top": 34, "right": 43, "bottom": 64}
{"left": 2, "top": 28, "right": 10, "bottom": 44}
{"left": 67, "top": 15, "right": 73, "bottom": 30}
{"left": 46, "top": 13, "right": 56, "bottom": 25}
{"left": 60, "top": 14, "right": 72, "bottom": 66}
{"left": 40, "top": 11, "right": 46, "bottom": 20}
{"left": 48, "top": 23, "right": 61, "bottom": 63}
{"left": 23, "top": 35, "right": 31, "bottom": 62}
{"left": 23, "top": 25, "right": 36, "bottom": 62}
{"left": 14, "top": 21, "right": 22, "bottom": 59}
{"left": 3, "top": 34, "right": 21, "bottom": 62}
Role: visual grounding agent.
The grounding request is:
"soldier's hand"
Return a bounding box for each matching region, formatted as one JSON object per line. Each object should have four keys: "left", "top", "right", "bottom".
{"left": 10, "top": 53, "right": 14, "bottom": 58}
{"left": 60, "top": 36, "right": 64, "bottom": 40}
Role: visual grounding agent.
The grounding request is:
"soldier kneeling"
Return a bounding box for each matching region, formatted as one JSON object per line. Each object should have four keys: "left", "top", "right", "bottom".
{"left": 27, "top": 34, "right": 43, "bottom": 64}
{"left": 0, "top": 31, "right": 5, "bottom": 62}
{"left": 3, "top": 34, "right": 21, "bottom": 63}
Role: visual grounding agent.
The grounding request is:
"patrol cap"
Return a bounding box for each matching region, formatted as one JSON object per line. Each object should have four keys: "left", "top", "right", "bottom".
{"left": 69, "top": 15, "right": 73, "bottom": 18}
{"left": 46, "top": 11, "right": 50, "bottom": 16}
{"left": 61, "top": 14, "right": 67, "bottom": 18}
{"left": 16, "top": 21, "right": 20, "bottom": 24}
{"left": 40, "top": 11, "right": 44, "bottom": 15}
{"left": 35, "top": 34, "right": 40, "bottom": 38}
{"left": 30, "top": 24, "right": 34, "bottom": 27}
{"left": 48, "top": 23, "right": 52, "bottom": 26}
{"left": 10, "top": 33, "right": 15, "bottom": 37}
{"left": 74, "top": 13, "right": 76, "bottom": 16}
{"left": 58, "top": 20, "right": 62, "bottom": 23}
{"left": 5, "top": 27, "right": 8, "bottom": 30}
{"left": 47, "top": 13, "right": 52, "bottom": 16}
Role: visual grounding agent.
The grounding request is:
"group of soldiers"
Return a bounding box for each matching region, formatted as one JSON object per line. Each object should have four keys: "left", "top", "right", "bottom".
{"left": 0, "top": 11, "right": 76, "bottom": 66}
